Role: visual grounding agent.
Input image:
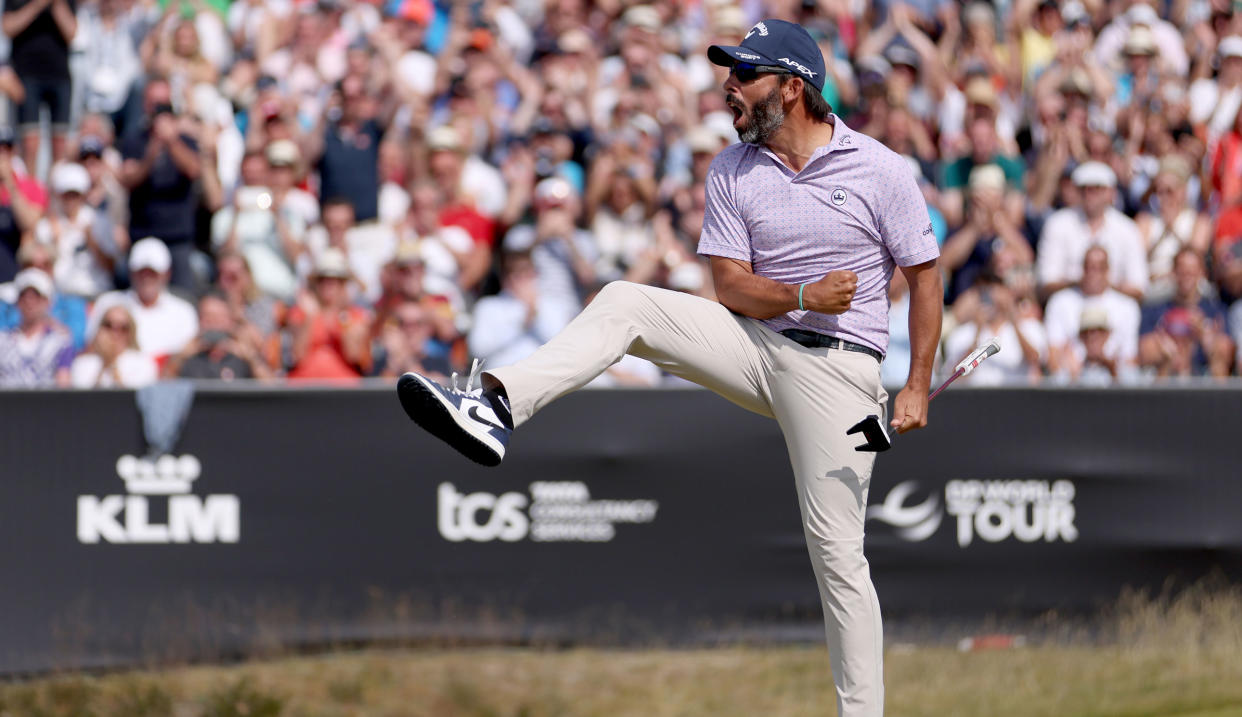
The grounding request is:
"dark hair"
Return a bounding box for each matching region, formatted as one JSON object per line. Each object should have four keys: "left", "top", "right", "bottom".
{"left": 321, "top": 196, "right": 355, "bottom": 213}
{"left": 501, "top": 250, "right": 534, "bottom": 275}
{"left": 199, "top": 290, "right": 230, "bottom": 305}
{"left": 779, "top": 74, "right": 833, "bottom": 121}
{"left": 1173, "top": 245, "right": 1203, "bottom": 269}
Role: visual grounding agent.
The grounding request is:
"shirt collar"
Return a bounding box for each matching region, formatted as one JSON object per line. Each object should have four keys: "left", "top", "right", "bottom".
{"left": 824, "top": 114, "right": 859, "bottom": 155}
{"left": 758, "top": 114, "right": 858, "bottom": 170}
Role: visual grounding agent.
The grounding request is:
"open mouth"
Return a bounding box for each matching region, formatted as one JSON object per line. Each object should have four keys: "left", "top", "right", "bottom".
{"left": 728, "top": 101, "right": 744, "bottom": 122}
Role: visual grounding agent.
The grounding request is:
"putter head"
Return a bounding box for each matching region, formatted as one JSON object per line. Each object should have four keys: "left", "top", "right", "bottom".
{"left": 847, "top": 415, "right": 892, "bottom": 452}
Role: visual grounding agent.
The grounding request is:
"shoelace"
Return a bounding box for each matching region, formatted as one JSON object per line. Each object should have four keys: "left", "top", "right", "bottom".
{"left": 449, "top": 358, "right": 486, "bottom": 394}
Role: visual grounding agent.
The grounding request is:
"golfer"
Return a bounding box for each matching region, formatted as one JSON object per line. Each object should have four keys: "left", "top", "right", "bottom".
{"left": 398, "top": 19, "right": 942, "bottom": 717}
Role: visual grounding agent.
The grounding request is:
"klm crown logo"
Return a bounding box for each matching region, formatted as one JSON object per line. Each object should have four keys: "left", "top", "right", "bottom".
{"left": 116, "top": 454, "right": 202, "bottom": 495}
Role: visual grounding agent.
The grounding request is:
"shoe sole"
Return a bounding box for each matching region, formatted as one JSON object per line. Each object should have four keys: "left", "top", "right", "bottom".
{"left": 397, "top": 373, "right": 504, "bottom": 467}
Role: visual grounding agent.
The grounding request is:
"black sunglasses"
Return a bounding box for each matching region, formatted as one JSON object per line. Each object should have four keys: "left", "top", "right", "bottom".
{"left": 730, "top": 62, "right": 791, "bottom": 83}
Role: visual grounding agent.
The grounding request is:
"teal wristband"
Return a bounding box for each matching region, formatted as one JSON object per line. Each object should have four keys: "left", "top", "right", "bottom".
{"left": 798, "top": 283, "right": 807, "bottom": 311}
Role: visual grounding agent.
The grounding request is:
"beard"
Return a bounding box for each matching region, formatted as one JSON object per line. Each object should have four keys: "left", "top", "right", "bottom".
{"left": 732, "top": 88, "right": 786, "bottom": 145}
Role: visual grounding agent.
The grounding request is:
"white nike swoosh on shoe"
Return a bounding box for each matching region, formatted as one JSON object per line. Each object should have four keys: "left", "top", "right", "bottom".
{"left": 416, "top": 375, "right": 506, "bottom": 459}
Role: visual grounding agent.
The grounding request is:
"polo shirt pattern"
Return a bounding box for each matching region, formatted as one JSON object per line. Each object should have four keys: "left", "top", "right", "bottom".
{"left": 698, "top": 115, "right": 939, "bottom": 353}
{"left": 0, "top": 325, "right": 75, "bottom": 387}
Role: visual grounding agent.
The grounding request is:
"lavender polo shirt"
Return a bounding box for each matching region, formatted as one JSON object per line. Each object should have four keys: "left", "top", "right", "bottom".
{"left": 698, "top": 115, "right": 939, "bottom": 355}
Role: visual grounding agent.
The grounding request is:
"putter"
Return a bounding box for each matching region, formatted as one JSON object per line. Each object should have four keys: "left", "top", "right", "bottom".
{"left": 847, "top": 337, "right": 1002, "bottom": 452}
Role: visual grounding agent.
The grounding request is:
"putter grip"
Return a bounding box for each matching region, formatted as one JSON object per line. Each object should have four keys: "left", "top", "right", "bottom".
{"left": 957, "top": 338, "right": 1002, "bottom": 377}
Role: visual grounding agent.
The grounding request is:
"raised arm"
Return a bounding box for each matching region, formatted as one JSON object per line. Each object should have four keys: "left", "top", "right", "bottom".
{"left": 708, "top": 255, "right": 857, "bottom": 320}
{"left": 49, "top": 0, "right": 76, "bottom": 43}
{"left": 2, "top": 0, "right": 52, "bottom": 38}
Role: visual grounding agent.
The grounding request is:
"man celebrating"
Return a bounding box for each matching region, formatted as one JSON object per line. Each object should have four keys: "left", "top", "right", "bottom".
{"left": 397, "top": 19, "right": 941, "bottom": 717}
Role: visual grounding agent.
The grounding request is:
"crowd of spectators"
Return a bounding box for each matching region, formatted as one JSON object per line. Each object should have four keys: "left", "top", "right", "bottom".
{"left": 1, "top": 0, "right": 1241, "bottom": 389}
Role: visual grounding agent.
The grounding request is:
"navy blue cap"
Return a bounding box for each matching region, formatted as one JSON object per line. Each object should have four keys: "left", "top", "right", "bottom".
{"left": 78, "top": 135, "right": 106, "bottom": 158}
{"left": 708, "top": 19, "right": 827, "bottom": 91}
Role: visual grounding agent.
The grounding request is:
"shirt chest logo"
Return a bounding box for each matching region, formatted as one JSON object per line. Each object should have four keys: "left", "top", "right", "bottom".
{"left": 831, "top": 188, "right": 848, "bottom": 206}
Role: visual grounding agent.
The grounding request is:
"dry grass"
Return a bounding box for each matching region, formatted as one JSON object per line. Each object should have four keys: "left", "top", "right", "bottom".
{"left": 4, "top": 584, "right": 1242, "bottom": 717}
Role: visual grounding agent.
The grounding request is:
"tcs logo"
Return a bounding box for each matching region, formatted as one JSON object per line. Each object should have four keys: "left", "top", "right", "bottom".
{"left": 437, "top": 482, "right": 529, "bottom": 542}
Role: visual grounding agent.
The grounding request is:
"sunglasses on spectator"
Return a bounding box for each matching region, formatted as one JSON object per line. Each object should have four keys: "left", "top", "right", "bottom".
{"left": 730, "top": 62, "right": 791, "bottom": 83}
{"left": 102, "top": 320, "right": 131, "bottom": 332}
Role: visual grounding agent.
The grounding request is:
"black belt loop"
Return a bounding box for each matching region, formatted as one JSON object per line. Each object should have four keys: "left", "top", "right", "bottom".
{"left": 779, "top": 329, "right": 884, "bottom": 362}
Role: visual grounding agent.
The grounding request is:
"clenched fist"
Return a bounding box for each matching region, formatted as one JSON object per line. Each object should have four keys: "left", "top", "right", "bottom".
{"left": 800, "top": 270, "right": 858, "bottom": 315}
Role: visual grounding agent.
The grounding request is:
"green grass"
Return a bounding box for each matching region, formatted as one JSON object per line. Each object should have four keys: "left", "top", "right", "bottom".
{"left": 3, "top": 645, "right": 1242, "bottom": 717}
{"left": 4, "top": 583, "right": 1242, "bottom": 716}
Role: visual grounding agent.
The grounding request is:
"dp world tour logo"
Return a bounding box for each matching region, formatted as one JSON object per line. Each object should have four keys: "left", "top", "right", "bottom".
{"left": 745, "top": 22, "right": 769, "bottom": 39}
{"left": 868, "top": 480, "right": 1077, "bottom": 547}
{"left": 77, "top": 455, "right": 240, "bottom": 544}
{"left": 866, "top": 481, "right": 942, "bottom": 541}
{"left": 438, "top": 481, "right": 658, "bottom": 543}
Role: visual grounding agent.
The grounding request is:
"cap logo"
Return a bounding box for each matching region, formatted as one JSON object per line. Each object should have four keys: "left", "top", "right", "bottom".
{"left": 831, "top": 188, "right": 848, "bottom": 205}
{"left": 736, "top": 52, "right": 761, "bottom": 60}
{"left": 745, "top": 22, "right": 768, "bottom": 39}
{"left": 779, "top": 57, "right": 817, "bottom": 78}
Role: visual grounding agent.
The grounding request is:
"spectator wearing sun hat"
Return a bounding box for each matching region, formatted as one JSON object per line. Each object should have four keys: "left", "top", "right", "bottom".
{"left": 942, "top": 164, "right": 1035, "bottom": 300}
{"left": 1113, "top": 25, "right": 1162, "bottom": 111}
{"left": 1136, "top": 155, "right": 1213, "bottom": 301}
{"left": 266, "top": 139, "right": 319, "bottom": 230}
{"left": 285, "top": 248, "right": 372, "bottom": 380}
{"left": 426, "top": 124, "right": 507, "bottom": 229}
{"left": 1094, "top": 1, "right": 1188, "bottom": 76}
{"left": 1048, "top": 305, "right": 1140, "bottom": 385}
{"left": 1037, "top": 161, "right": 1149, "bottom": 301}
{"left": 1045, "top": 247, "right": 1141, "bottom": 381}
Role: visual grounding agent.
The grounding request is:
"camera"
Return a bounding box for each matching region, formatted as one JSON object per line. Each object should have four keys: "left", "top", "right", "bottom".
{"left": 200, "top": 330, "right": 230, "bottom": 348}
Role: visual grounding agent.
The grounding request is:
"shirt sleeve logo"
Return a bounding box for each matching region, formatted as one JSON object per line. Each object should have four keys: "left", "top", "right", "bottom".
{"left": 831, "top": 188, "right": 848, "bottom": 206}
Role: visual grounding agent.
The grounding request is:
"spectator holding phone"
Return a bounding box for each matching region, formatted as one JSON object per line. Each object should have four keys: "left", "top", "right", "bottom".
{"left": 118, "top": 77, "right": 202, "bottom": 290}
{"left": 164, "top": 292, "right": 273, "bottom": 380}
{"left": 1139, "top": 247, "right": 1235, "bottom": 377}
{"left": 946, "top": 272, "right": 1048, "bottom": 385}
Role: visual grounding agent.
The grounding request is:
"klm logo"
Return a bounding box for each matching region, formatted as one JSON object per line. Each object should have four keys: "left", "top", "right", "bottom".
{"left": 77, "top": 455, "right": 240, "bottom": 544}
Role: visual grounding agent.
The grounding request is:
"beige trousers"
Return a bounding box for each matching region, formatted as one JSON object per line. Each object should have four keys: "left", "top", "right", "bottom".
{"left": 487, "top": 281, "right": 888, "bottom": 717}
